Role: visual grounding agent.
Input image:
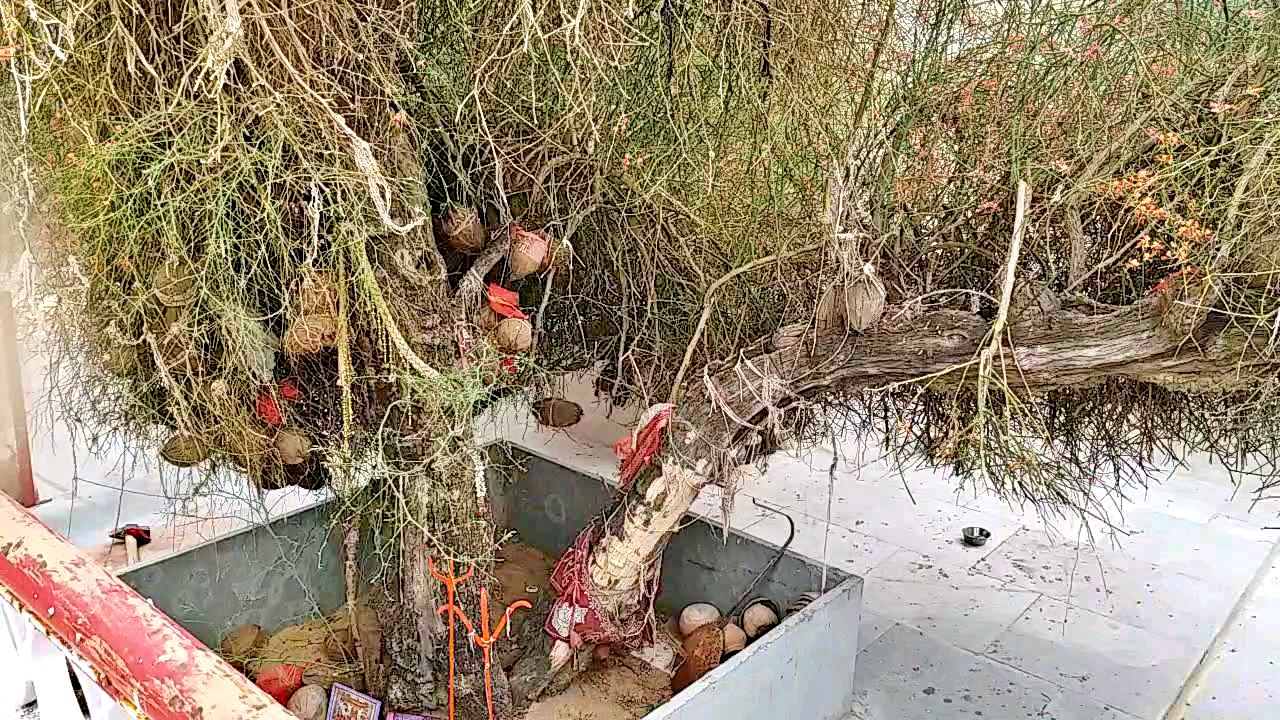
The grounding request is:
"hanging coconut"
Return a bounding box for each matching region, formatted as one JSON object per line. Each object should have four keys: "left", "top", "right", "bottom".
{"left": 844, "top": 267, "right": 887, "bottom": 332}
{"left": 152, "top": 319, "right": 205, "bottom": 377}
{"left": 475, "top": 305, "right": 502, "bottom": 331}
{"left": 532, "top": 397, "right": 584, "bottom": 428}
{"left": 221, "top": 419, "right": 273, "bottom": 474}
{"left": 275, "top": 429, "right": 312, "bottom": 466}
{"left": 507, "top": 225, "right": 555, "bottom": 280}
{"left": 494, "top": 317, "right": 533, "bottom": 353}
{"left": 208, "top": 377, "right": 233, "bottom": 405}
{"left": 100, "top": 346, "right": 140, "bottom": 377}
{"left": 296, "top": 269, "right": 338, "bottom": 317}
{"left": 160, "top": 432, "right": 211, "bottom": 467}
{"left": 815, "top": 269, "right": 886, "bottom": 333}
{"left": 439, "top": 206, "right": 488, "bottom": 253}
{"left": 153, "top": 260, "right": 198, "bottom": 307}
{"left": 283, "top": 314, "right": 338, "bottom": 356}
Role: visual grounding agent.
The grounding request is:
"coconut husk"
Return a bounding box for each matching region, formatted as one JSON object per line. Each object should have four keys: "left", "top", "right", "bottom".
{"left": 275, "top": 429, "right": 312, "bottom": 465}
{"left": 494, "top": 317, "right": 533, "bottom": 353}
{"left": 323, "top": 602, "right": 383, "bottom": 663}
{"left": 287, "top": 685, "right": 328, "bottom": 720}
{"left": 439, "top": 206, "right": 488, "bottom": 253}
{"left": 220, "top": 624, "right": 268, "bottom": 672}
{"left": 722, "top": 623, "right": 747, "bottom": 654}
{"left": 283, "top": 314, "right": 338, "bottom": 356}
{"left": 160, "top": 432, "right": 211, "bottom": 467}
{"left": 671, "top": 623, "right": 723, "bottom": 693}
{"left": 297, "top": 269, "right": 339, "bottom": 317}
{"left": 301, "top": 659, "right": 361, "bottom": 690}
{"left": 250, "top": 619, "right": 339, "bottom": 682}
{"left": 532, "top": 397, "right": 583, "bottom": 428}
{"left": 153, "top": 260, "right": 197, "bottom": 307}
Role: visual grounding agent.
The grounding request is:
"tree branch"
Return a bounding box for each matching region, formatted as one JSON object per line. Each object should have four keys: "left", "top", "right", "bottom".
{"left": 674, "top": 299, "right": 1270, "bottom": 475}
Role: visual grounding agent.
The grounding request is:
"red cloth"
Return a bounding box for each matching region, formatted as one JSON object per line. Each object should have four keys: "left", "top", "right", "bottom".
{"left": 543, "top": 405, "right": 675, "bottom": 647}
{"left": 487, "top": 283, "right": 528, "bottom": 320}
{"left": 614, "top": 405, "right": 675, "bottom": 490}
{"left": 257, "top": 664, "right": 303, "bottom": 704}
{"left": 255, "top": 392, "right": 284, "bottom": 427}
{"left": 279, "top": 378, "right": 304, "bottom": 404}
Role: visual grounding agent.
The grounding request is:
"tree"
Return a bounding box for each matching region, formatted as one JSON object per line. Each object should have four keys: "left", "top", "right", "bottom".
{"left": 4, "top": 0, "right": 1279, "bottom": 714}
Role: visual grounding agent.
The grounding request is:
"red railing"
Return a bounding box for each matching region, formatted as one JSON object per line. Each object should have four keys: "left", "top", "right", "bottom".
{"left": 0, "top": 491, "right": 296, "bottom": 719}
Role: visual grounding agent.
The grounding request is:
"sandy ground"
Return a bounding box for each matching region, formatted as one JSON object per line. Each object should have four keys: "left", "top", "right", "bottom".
{"left": 496, "top": 543, "right": 674, "bottom": 720}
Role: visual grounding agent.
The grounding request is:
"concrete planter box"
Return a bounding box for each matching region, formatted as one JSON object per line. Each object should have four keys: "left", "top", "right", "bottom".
{"left": 120, "top": 445, "right": 864, "bottom": 720}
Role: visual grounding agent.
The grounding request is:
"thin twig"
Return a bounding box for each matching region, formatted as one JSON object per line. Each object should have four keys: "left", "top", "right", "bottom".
{"left": 977, "top": 180, "right": 1030, "bottom": 422}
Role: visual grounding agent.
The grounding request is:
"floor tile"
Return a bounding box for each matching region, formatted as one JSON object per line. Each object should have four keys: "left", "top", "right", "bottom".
{"left": 735, "top": 500, "right": 902, "bottom": 577}
{"left": 1106, "top": 509, "right": 1272, "bottom": 589}
{"left": 1180, "top": 552, "right": 1280, "bottom": 719}
{"left": 1039, "top": 690, "right": 1143, "bottom": 720}
{"left": 974, "top": 529, "right": 1247, "bottom": 646}
{"left": 856, "top": 624, "right": 1065, "bottom": 720}
{"left": 864, "top": 549, "right": 1042, "bottom": 653}
{"left": 857, "top": 609, "right": 895, "bottom": 652}
{"left": 984, "top": 597, "right": 1199, "bottom": 718}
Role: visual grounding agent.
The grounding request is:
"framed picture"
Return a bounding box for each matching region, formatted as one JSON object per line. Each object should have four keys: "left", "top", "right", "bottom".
{"left": 326, "top": 683, "right": 381, "bottom": 720}
{"left": 385, "top": 713, "right": 435, "bottom": 720}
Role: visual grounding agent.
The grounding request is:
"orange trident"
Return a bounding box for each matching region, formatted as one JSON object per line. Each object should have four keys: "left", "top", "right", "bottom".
{"left": 429, "top": 557, "right": 473, "bottom": 720}
{"left": 432, "top": 559, "right": 531, "bottom": 720}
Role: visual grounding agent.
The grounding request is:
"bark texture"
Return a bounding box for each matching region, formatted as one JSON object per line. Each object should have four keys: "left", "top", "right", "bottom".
{"left": 586, "top": 295, "right": 1273, "bottom": 636}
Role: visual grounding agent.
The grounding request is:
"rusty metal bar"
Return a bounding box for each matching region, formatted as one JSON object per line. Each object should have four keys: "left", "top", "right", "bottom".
{"left": 0, "top": 491, "right": 297, "bottom": 719}
{"left": 0, "top": 291, "right": 37, "bottom": 508}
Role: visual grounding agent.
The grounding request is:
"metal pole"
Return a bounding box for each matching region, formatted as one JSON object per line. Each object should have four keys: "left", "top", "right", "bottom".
{"left": 0, "top": 291, "right": 36, "bottom": 508}
{"left": 0, "top": 491, "right": 297, "bottom": 719}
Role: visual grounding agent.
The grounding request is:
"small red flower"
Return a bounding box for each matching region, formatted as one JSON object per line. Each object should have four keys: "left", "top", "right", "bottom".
{"left": 256, "top": 392, "right": 285, "bottom": 427}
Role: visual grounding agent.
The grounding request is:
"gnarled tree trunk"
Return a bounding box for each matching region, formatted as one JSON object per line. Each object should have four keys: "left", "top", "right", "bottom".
{"left": 567, "top": 294, "right": 1270, "bottom": 673}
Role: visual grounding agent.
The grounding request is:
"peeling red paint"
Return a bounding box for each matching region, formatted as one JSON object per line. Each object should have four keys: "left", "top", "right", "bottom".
{"left": 0, "top": 493, "right": 295, "bottom": 719}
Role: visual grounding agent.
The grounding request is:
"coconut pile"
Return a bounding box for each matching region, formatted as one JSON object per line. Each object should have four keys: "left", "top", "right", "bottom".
{"left": 218, "top": 602, "right": 381, "bottom": 720}
{"left": 668, "top": 593, "right": 816, "bottom": 693}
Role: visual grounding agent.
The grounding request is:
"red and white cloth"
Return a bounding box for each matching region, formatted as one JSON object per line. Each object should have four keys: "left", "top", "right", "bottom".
{"left": 543, "top": 403, "right": 676, "bottom": 648}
